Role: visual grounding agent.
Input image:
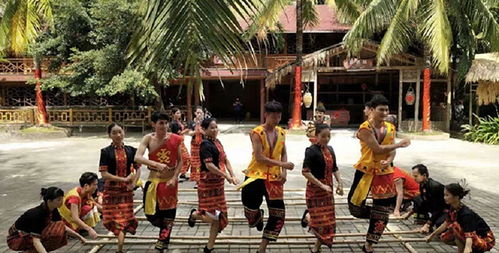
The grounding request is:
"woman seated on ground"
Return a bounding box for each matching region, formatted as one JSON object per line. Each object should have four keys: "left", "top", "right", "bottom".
{"left": 426, "top": 183, "right": 495, "bottom": 253}
{"left": 187, "top": 118, "right": 239, "bottom": 253}
{"left": 301, "top": 123, "right": 344, "bottom": 253}
{"left": 99, "top": 122, "right": 141, "bottom": 253}
{"left": 7, "top": 187, "right": 86, "bottom": 252}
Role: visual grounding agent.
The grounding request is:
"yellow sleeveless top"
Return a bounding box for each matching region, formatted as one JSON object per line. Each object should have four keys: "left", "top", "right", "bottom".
{"left": 58, "top": 187, "right": 100, "bottom": 230}
{"left": 244, "top": 125, "right": 286, "bottom": 181}
{"left": 353, "top": 120, "right": 396, "bottom": 175}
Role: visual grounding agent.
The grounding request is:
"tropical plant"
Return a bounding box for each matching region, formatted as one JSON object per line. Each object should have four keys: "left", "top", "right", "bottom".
{"left": 36, "top": 0, "right": 177, "bottom": 109}
{"left": 0, "top": 0, "right": 55, "bottom": 125}
{"left": 334, "top": 0, "right": 499, "bottom": 131}
{"left": 462, "top": 114, "right": 499, "bottom": 144}
{"left": 128, "top": 0, "right": 260, "bottom": 113}
{"left": 244, "top": 0, "right": 326, "bottom": 128}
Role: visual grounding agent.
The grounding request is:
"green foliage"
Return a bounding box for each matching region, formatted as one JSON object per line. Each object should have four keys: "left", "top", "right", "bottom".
{"left": 462, "top": 115, "right": 499, "bottom": 145}
{"left": 34, "top": 0, "right": 175, "bottom": 104}
{"left": 339, "top": 0, "right": 499, "bottom": 74}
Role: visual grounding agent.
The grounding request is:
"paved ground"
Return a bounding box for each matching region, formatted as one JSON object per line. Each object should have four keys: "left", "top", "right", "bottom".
{"left": 1, "top": 124, "right": 498, "bottom": 252}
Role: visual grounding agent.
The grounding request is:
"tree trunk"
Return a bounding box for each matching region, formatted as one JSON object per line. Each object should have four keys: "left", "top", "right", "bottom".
{"left": 34, "top": 57, "right": 49, "bottom": 125}
{"left": 290, "top": 0, "right": 303, "bottom": 129}
{"left": 152, "top": 77, "right": 165, "bottom": 111}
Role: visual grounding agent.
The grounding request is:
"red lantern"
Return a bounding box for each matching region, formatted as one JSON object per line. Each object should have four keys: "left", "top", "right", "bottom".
{"left": 405, "top": 86, "right": 415, "bottom": 105}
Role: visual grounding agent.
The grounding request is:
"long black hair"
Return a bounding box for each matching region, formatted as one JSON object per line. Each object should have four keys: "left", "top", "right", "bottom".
{"left": 40, "top": 187, "right": 64, "bottom": 202}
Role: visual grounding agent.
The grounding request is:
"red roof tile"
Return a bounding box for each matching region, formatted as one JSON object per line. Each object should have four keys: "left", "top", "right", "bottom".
{"left": 241, "top": 4, "right": 351, "bottom": 33}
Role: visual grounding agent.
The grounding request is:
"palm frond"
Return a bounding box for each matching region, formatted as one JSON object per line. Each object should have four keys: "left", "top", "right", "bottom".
{"left": 376, "top": 0, "right": 419, "bottom": 65}
{"left": 0, "top": 0, "right": 53, "bottom": 55}
{"left": 326, "top": 0, "right": 362, "bottom": 24}
{"left": 302, "top": 0, "right": 319, "bottom": 28}
{"left": 420, "top": 0, "right": 452, "bottom": 73}
{"left": 342, "top": 0, "right": 397, "bottom": 55}
{"left": 128, "top": 0, "right": 258, "bottom": 85}
{"left": 464, "top": 0, "right": 499, "bottom": 51}
{"left": 245, "top": 0, "right": 291, "bottom": 40}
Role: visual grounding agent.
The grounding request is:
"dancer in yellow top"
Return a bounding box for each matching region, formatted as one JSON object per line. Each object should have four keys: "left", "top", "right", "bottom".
{"left": 239, "top": 101, "right": 294, "bottom": 253}
{"left": 347, "top": 95, "right": 410, "bottom": 253}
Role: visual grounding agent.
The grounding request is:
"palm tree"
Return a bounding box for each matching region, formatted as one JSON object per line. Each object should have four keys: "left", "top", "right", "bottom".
{"left": 247, "top": 0, "right": 321, "bottom": 128}
{"left": 338, "top": 0, "right": 499, "bottom": 130}
{"left": 128, "top": 0, "right": 260, "bottom": 117}
{"left": 0, "top": 0, "right": 54, "bottom": 125}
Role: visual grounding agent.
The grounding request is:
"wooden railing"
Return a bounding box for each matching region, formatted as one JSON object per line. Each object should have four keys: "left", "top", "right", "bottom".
{"left": 0, "top": 58, "right": 50, "bottom": 74}
{"left": 0, "top": 108, "right": 35, "bottom": 124}
{"left": 0, "top": 107, "right": 155, "bottom": 127}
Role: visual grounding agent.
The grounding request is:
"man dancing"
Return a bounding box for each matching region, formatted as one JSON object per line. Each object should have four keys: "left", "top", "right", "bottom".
{"left": 239, "top": 101, "right": 295, "bottom": 253}
{"left": 135, "top": 111, "right": 183, "bottom": 252}
{"left": 347, "top": 95, "right": 410, "bottom": 252}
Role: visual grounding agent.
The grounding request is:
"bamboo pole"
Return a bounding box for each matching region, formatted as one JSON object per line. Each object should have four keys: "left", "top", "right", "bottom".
{"left": 96, "top": 230, "right": 420, "bottom": 240}
{"left": 387, "top": 224, "right": 419, "bottom": 253}
{"left": 87, "top": 204, "right": 143, "bottom": 253}
{"left": 136, "top": 216, "right": 404, "bottom": 222}
{"left": 84, "top": 238, "right": 428, "bottom": 246}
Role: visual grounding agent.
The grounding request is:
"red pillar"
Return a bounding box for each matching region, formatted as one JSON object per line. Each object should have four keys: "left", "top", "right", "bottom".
{"left": 290, "top": 66, "right": 302, "bottom": 129}
{"left": 422, "top": 68, "right": 431, "bottom": 131}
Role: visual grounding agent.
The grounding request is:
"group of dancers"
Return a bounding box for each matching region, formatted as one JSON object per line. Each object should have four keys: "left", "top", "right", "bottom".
{"left": 7, "top": 95, "right": 496, "bottom": 253}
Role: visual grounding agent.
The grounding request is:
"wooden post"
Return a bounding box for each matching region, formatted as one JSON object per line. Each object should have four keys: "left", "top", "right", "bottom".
{"left": 260, "top": 79, "right": 265, "bottom": 124}
{"left": 108, "top": 108, "right": 112, "bottom": 123}
{"left": 469, "top": 83, "right": 473, "bottom": 125}
{"left": 313, "top": 70, "right": 318, "bottom": 119}
{"left": 398, "top": 70, "right": 403, "bottom": 131}
{"left": 446, "top": 73, "right": 452, "bottom": 132}
{"left": 194, "top": 81, "right": 200, "bottom": 106}
{"left": 69, "top": 108, "right": 73, "bottom": 126}
{"left": 414, "top": 69, "right": 421, "bottom": 132}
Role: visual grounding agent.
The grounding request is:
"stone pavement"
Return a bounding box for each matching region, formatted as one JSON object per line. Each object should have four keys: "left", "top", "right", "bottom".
{"left": 1, "top": 126, "right": 498, "bottom": 252}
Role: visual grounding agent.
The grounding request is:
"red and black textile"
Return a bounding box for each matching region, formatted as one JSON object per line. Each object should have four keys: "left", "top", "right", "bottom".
{"left": 198, "top": 138, "right": 229, "bottom": 231}
{"left": 100, "top": 144, "right": 138, "bottom": 236}
{"left": 304, "top": 145, "right": 336, "bottom": 247}
{"left": 7, "top": 221, "right": 67, "bottom": 252}
{"left": 241, "top": 178, "right": 285, "bottom": 241}
{"left": 190, "top": 124, "right": 203, "bottom": 182}
{"left": 440, "top": 205, "right": 495, "bottom": 252}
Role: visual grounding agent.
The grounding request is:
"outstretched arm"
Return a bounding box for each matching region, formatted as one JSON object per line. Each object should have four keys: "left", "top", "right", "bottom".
{"left": 357, "top": 129, "right": 410, "bottom": 154}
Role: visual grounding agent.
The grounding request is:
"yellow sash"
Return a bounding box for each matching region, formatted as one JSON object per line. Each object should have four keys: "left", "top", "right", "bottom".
{"left": 144, "top": 178, "right": 170, "bottom": 215}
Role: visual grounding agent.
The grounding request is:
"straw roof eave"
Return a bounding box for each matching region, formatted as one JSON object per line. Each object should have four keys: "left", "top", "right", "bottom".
{"left": 465, "top": 53, "right": 499, "bottom": 83}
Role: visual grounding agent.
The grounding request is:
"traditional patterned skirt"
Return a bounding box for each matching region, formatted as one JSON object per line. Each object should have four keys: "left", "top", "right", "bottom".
{"left": 190, "top": 142, "right": 201, "bottom": 182}
{"left": 7, "top": 221, "right": 67, "bottom": 252}
{"left": 441, "top": 222, "right": 495, "bottom": 252}
{"left": 102, "top": 183, "right": 138, "bottom": 236}
{"left": 197, "top": 171, "right": 228, "bottom": 232}
{"left": 180, "top": 142, "right": 191, "bottom": 175}
{"left": 306, "top": 180, "right": 336, "bottom": 247}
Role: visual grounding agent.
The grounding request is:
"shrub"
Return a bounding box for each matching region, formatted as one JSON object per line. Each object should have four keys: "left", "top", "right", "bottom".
{"left": 461, "top": 115, "right": 499, "bottom": 145}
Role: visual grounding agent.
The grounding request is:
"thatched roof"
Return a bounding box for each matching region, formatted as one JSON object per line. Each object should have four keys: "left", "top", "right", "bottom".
{"left": 265, "top": 41, "right": 420, "bottom": 88}
{"left": 466, "top": 53, "right": 499, "bottom": 105}
{"left": 465, "top": 53, "right": 499, "bottom": 83}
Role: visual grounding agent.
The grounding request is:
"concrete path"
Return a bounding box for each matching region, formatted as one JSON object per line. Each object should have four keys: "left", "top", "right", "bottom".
{"left": 0, "top": 125, "right": 498, "bottom": 252}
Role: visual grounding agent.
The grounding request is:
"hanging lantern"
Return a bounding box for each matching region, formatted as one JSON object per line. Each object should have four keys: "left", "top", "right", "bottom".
{"left": 405, "top": 86, "right": 415, "bottom": 105}
{"left": 303, "top": 91, "right": 313, "bottom": 108}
